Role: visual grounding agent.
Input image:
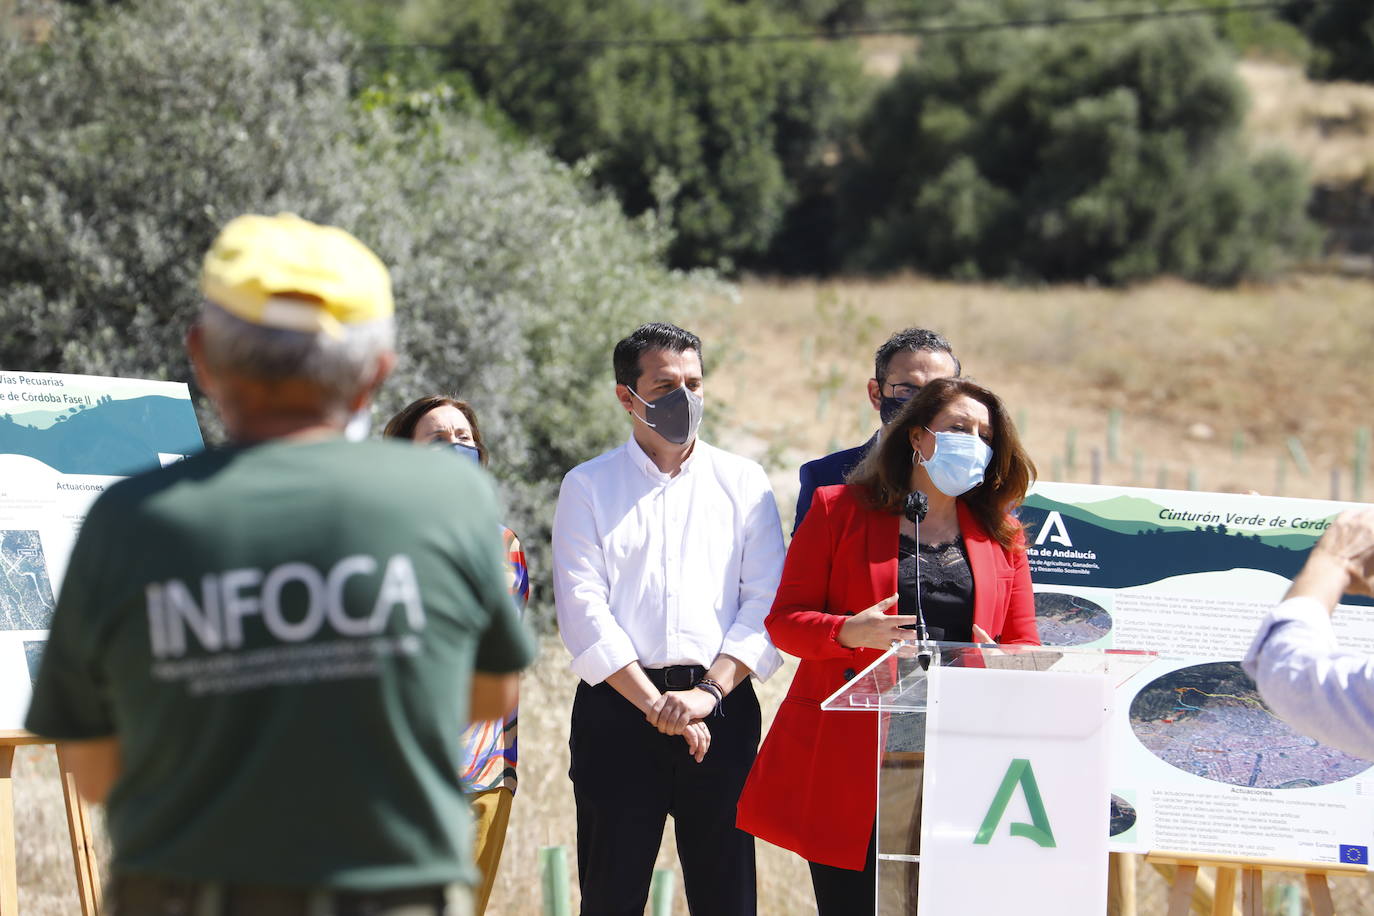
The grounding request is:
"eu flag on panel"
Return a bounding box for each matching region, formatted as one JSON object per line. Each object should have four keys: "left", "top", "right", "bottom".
{"left": 1339, "top": 845, "right": 1368, "bottom": 865}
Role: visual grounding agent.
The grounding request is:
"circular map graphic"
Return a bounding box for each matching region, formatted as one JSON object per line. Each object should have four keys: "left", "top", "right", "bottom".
{"left": 1130, "top": 661, "right": 1372, "bottom": 788}
{"left": 1034, "top": 592, "right": 1111, "bottom": 646}
{"left": 1109, "top": 795, "right": 1137, "bottom": 837}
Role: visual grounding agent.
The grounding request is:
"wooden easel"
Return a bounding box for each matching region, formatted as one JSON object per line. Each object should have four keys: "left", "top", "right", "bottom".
{"left": 1147, "top": 850, "right": 1366, "bottom": 916}
{"left": 0, "top": 731, "right": 101, "bottom": 916}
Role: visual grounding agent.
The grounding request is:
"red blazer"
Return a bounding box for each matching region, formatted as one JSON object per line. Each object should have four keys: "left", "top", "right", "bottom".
{"left": 736, "top": 484, "right": 1038, "bottom": 870}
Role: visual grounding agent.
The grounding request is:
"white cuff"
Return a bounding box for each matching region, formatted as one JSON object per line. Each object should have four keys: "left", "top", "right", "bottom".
{"left": 721, "top": 627, "right": 783, "bottom": 682}
{"left": 568, "top": 630, "right": 641, "bottom": 686}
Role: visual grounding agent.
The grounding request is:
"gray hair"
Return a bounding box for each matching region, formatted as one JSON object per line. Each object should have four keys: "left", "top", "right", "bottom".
{"left": 197, "top": 301, "right": 395, "bottom": 411}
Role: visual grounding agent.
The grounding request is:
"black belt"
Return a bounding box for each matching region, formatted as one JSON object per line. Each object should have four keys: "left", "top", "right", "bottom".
{"left": 109, "top": 873, "right": 461, "bottom": 916}
{"left": 642, "top": 664, "right": 706, "bottom": 691}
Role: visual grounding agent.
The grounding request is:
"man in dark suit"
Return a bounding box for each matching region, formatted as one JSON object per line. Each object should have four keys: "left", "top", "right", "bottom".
{"left": 793, "top": 327, "right": 959, "bottom": 532}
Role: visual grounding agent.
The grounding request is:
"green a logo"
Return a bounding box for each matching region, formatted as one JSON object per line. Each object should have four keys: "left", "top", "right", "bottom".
{"left": 973, "top": 758, "right": 1056, "bottom": 848}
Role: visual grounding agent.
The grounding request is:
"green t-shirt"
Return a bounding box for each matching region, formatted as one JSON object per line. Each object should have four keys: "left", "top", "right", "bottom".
{"left": 26, "top": 438, "right": 536, "bottom": 890}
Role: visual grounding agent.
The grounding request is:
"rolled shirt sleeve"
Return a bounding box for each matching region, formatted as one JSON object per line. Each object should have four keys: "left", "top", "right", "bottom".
{"left": 719, "top": 464, "right": 785, "bottom": 681}
{"left": 1243, "top": 595, "right": 1374, "bottom": 761}
{"left": 552, "top": 438, "right": 784, "bottom": 686}
{"left": 552, "top": 471, "right": 641, "bottom": 685}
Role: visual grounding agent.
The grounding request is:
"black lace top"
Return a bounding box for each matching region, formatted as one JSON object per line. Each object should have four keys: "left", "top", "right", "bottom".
{"left": 897, "top": 533, "right": 974, "bottom": 643}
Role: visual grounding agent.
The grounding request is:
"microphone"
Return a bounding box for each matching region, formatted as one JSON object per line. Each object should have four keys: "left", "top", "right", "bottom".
{"left": 901, "top": 491, "right": 935, "bottom": 671}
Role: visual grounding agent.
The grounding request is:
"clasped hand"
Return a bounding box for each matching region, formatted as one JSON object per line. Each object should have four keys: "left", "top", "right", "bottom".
{"left": 647, "top": 689, "right": 716, "bottom": 762}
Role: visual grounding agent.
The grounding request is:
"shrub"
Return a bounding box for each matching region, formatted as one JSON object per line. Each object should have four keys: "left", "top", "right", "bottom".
{"left": 398, "top": 0, "right": 868, "bottom": 271}
{"left": 836, "top": 15, "right": 1319, "bottom": 284}
{"left": 1292, "top": 0, "right": 1374, "bottom": 83}
{"left": 0, "top": 0, "right": 709, "bottom": 626}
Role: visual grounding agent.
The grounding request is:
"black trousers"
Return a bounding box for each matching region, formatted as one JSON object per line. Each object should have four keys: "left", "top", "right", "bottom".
{"left": 568, "top": 678, "right": 760, "bottom": 916}
{"left": 808, "top": 828, "right": 876, "bottom": 916}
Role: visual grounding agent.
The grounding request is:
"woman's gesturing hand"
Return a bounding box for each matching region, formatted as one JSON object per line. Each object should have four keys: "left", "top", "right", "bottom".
{"left": 836, "top": 594, "right": 920, "bottom": 650}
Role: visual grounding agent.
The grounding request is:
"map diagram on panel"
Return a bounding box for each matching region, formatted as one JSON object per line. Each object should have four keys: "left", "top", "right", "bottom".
{"left": 1109, "top": 794, "right": 1137, "bottom": 837}
{"left": 1130, "top": 661, "right": 1372, "bottom": 788}
{"left": 0, "top": 530, "right": 56, "bottom": 630}
{"left": 24, "top": 640, "right": 45, "bottom": 685}
{"left": 1034, "top": 591, "right": 1112, "bottom": 646}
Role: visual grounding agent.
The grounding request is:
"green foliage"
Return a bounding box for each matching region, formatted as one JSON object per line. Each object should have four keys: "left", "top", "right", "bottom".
{"left": 837, "top": 16, "right": 1320, "bottom": 284}
{"left": 1087, "top": 0, "right": 1309, "bottom": 63}
{"left": 398, "top": 0, "right": 869, "bottom": 270}
{"left": 762, "top": 0, "right": 1309, "bottom": 60}
{"left": 0, "top": 0, "right": 710, "bottom": 625}
{"left": 1198, "top": 1, "right": 1309, "bottom": 64}
{"left": 1292, "top": 0, "right": 1374, "bottom": 82}
{"left": 748, "top": 0, "right": 935, "bottom": 30}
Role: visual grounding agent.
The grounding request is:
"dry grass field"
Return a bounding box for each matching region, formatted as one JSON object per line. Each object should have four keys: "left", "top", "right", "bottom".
{"left": 1241, "top": 61, "right": 1374, "bottom": 188}
{"left": 13, "top": 273, "right": 1374, "bottom": 915}
{"left": 707, "top": 274, "right": 1374, "bottom": 513}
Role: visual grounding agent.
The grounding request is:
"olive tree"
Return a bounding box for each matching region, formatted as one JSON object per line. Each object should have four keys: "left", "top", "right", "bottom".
{"left": 0, "top": 0, "right": 709, "bottom": 624}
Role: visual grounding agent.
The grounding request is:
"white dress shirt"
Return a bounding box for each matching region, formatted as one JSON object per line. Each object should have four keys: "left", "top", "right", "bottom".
{"left": 1243, "top": 595, "right": 1374, "bottom": 761}
{"left": 552, "top": 434, "right": 785, "bottom": 686}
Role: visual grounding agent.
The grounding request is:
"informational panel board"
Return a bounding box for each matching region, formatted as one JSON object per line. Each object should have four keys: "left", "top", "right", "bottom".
{"left": 1020, "top": 482, "right": 1374, "bottom": 869}
{"left": 0, "top": 371, "right": 203, "bottom": 730}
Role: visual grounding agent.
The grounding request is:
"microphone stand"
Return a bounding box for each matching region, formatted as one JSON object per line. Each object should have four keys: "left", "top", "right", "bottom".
{"left": 903, "top": 491, "right": 936, "bottom": 671}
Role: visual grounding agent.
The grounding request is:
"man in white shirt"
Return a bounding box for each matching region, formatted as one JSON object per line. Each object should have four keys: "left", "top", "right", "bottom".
{"left": 552, "top": 322, "right": 785, "bottom": 916}
{"left": 1244, "top": 506, "right": 1374, "bottom": 761}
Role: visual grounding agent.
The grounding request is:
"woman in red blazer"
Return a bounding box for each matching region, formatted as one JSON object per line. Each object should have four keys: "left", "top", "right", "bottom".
{"left": 737, "top": 377, "right": 1039, "bottom": 914}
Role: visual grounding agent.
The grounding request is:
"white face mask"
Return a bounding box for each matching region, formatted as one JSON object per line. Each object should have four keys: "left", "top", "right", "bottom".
{"left": 918, "top": 429, "right": 992, "bottom": 497}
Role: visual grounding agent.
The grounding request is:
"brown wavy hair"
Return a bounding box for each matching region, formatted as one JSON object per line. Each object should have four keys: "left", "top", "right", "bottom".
{"left": 846, "top": 377, "right": 1035, "bottom": 550}
{"left": 382, "top": 395, "right": 489, "bottom": 467}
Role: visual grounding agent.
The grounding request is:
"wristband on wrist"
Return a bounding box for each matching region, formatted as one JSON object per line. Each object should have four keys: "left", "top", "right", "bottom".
{"left": 695, "top": 678, "right": 725, "bottom": 717}
{"left": 699, "top": 676, "right": 726, "bottom": 698}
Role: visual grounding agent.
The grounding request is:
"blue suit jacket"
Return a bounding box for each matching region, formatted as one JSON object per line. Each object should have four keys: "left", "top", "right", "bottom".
{"left": 792, "top": 432, "right": 878, "bottom": 534}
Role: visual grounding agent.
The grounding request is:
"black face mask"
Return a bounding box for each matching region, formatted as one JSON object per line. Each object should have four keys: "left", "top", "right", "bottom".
{"left": 880, "top": 394, "right": 911, "bottom": 426}
{"left": 629, "top": 384, "right": 704, "bottom": 445}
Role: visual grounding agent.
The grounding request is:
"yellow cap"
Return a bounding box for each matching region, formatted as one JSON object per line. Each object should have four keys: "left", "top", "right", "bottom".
{"left": 200, "top": 213, "right": 393, "bottom": 337}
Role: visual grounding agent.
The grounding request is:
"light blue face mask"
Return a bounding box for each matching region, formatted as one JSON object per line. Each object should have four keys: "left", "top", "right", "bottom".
{"left": 919, "top": 429, "right": 992, "bottom": 497}
{"left": 437, "top": 441, "right": 481, "bottom": 466}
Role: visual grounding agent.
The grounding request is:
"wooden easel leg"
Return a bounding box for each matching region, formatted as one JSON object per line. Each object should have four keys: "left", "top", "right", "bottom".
{"left": 1211, "top": 867, "right": 1236, "bottom": 916}
{"left": 1167, "top": 864, "right": 1199, "bottom": 916}
{"left": 0, "top": 746, "right": 17, "bottom": 916}
{"left": 1305, "top": 871, "right": 1335, "bottom": 916}
{"left": 56, "top": 747, "right": 102, "bottom": 916}
{"left": 1239, "top": 868, "right": 1262, "bottom": 916}
{"left": 1107, "top": 852, "right": 1137, "bottom": 916}
{"left": 1151, "top": 860, "right": 1222, "bottom": 914}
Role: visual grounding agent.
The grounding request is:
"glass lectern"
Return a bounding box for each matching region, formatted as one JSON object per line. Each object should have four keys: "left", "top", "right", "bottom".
{"left": 821, "top": 641, "right": 1156, "bottom": 915}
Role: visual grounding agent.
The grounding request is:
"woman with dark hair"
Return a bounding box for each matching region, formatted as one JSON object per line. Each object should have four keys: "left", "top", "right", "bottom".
{"left": 736, "top": 376, "right": 1039, "bottom": 914}
{"left": 384, "top": 396, "right": 527, "bottom": 916}
{"left": 383, "top": 395, "right": 490, "bottom": 466}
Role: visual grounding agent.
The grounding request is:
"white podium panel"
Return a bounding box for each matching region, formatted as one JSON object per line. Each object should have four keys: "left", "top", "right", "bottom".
{"left": 823, "top": 642, "right": 1155, "bottom": 915}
